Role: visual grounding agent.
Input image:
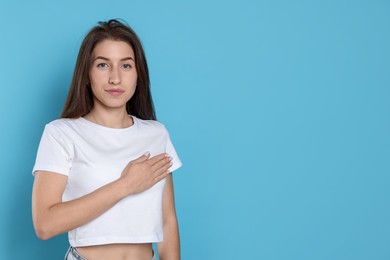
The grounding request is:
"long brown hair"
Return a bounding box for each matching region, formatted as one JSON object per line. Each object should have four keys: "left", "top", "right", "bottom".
{"left": 61, "top": 19, "right": 156, "bottom": 120}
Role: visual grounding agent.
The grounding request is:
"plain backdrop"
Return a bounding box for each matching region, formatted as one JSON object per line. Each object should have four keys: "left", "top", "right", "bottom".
{"left": 0, "top": 0, "right": 389, "bottom": 259}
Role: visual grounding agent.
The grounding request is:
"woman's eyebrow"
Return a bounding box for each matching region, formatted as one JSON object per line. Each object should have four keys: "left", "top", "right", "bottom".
{"left": 94, "top": 56, "right": 135, "bottom": 61}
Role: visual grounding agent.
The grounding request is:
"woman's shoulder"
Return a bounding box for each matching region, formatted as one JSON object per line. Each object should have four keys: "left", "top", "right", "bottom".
{"left": 45, "top": 118, "right": 81, "bottom": 129}
{"left": 133, "top": 116, "right": 168, "bottom": 133}
{"left": 42, "top": 118, "right": 83, "bottom": 136}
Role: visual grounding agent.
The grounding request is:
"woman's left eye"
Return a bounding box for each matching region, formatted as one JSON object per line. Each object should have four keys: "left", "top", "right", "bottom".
{"left": 122, "top": 64, "right": 132, "bottom": 69}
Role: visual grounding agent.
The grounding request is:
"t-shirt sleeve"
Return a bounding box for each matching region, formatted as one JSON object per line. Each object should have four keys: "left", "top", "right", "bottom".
{"left": 32, "top": 124, "right": 73, "bottom": 176}
{"left": 164, "top": 127, "right": 182, "bottom": 173}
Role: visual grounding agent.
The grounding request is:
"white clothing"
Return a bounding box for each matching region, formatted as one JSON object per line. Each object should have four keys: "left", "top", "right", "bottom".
{"left": 33, "top": 116, "right": 182, "bottom": 247}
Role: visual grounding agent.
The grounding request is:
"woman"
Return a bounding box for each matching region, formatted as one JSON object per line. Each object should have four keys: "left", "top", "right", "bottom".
{"left": 32, "top": 19, "right": 182, "bottom": 260}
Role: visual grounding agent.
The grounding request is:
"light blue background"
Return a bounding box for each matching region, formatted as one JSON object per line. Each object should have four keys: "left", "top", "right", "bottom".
{"left": 0, "top": 0, "right": 389, "bottom": 259}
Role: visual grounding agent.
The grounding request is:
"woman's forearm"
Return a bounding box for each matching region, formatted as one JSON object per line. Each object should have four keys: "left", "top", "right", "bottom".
{"left": 158, "top": 218, "right": 180, "bottom": 260}
{"left": 158, "top": 174, "right": 180, "bottom": 259}
{"left": 32, "top": 173, "right": 128, "bottom": 240}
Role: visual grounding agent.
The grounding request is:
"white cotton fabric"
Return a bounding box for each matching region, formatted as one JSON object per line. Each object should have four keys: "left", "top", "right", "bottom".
{"left": 33, "top": 116, "right": 182, "bottom": 247}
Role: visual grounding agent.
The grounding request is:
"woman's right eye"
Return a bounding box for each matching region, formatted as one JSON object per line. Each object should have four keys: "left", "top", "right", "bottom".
{"left": 97, "top": 63, "right": 109, "bottom": 68}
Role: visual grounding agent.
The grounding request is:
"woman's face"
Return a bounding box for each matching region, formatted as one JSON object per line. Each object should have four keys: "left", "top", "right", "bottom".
{"left": 89, "top": 39, "right": 138, "bottom": 111}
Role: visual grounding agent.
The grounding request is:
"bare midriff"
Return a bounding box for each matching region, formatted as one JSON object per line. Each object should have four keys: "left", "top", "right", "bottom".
{"left": 76, "top": 243, "right": 153, "bottom": 260}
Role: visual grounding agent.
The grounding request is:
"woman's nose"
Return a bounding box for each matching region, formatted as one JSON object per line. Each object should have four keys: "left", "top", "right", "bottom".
{"left": 109, "top": 67, "right": 121, "bottom": 85}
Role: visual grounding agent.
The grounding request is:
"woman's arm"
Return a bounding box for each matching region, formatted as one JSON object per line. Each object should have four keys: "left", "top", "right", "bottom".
{"left": 32, "top": 153, "right": 172, "bottom": 240}
{"left": 157, "top": 174, "right": 180, "bottom": 260}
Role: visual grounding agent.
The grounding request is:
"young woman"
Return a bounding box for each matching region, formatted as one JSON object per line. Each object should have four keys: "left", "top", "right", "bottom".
{"left": 32, "top": 19, "right": 182, "bottom": 260}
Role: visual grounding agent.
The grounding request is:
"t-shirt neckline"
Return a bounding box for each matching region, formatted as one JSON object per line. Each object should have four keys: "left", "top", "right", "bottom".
{"left": 78, "top": 115, "right": 137, "bottom": 132}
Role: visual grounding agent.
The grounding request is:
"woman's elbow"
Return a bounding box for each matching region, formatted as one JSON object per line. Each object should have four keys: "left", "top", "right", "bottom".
{"left": 33, "top": 220, "right": 56, "bottom": 240}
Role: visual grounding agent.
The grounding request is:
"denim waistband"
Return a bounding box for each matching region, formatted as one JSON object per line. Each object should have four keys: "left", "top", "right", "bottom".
{"left": 64, "top": 247, "right": 87, "bottom": 260}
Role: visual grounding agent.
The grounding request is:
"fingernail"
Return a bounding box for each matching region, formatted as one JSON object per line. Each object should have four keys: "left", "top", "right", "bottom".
{"left": 169, "top": 156, "right": 173, "bottom": 161}
{"left": 165, "top": 153, "right": 169, "bottom": 157}
{"left": 169, "top": 162, "right": 173, "bottom": 166}
{"left": 144, "top": 151, "right": 150, "bottom": 156}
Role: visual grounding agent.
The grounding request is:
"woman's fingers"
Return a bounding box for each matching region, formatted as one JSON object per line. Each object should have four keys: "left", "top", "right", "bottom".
{"left": 121, "top": 153, "right": 173, "bottom": 194}
{"left": 142, "top": 153, "right": 172, "bottom": 183}
{"left": 146, "top": 153, "right": 169, "bottom": 166}
{"left": 151, "top": 156, "right": 172, "bottom": 174}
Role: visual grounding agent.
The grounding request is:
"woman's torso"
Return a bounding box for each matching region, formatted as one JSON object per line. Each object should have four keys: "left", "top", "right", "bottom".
{"left": 76, "top": 243, "right": 153, "bottom": 260}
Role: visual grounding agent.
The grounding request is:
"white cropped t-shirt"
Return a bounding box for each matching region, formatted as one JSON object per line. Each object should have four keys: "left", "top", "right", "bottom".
{"left": 32, "top": 116, "right": 182, "bottom": 247}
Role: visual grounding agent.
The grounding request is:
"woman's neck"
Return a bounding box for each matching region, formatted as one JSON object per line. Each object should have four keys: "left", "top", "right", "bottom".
{"left": 84, "top": 107, "right": 133, "bottom": 129}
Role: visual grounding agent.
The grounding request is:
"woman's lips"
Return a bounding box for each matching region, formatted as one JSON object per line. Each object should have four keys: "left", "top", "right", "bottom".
{"left": 105, "top": 89, "right": 125, "bottom": 96}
